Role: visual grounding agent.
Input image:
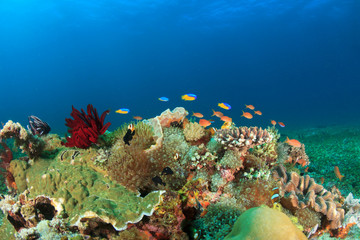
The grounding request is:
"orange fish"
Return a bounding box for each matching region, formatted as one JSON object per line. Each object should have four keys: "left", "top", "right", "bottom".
{"left": 321, "top": 177, "right": 324, "bottom": 184}
{"left": 285, "top": 137, "right": 301, "bottom": 148}
{"left": 271, "top": 120, "right": 276, "bottom": 126}
{"left": 304, "top": 167, "right": 309, "bottom": 172}
{"left": 334, "top": 166, "right": 344, "bottom": 181}
{"left": 133, "top": 116, "right": 143, "bottom": 120}
{"left": 245, "top": 104, "right": 255, "bottom": 110}
{"left": 212, "top": 109, "right": 224, "bottom": 118}
{"left": 254, "top": 110, "right": 262, "bottom": 115}
{"left": 278, "top": 122, "right": 285, "bottom": 127}
{"left": 241, "top": 111, "right": 253, "bottom": 119}
{"left": 220, "top": 116, "right": 232, "bottom": 122}
{"left": 209, "top": 127, "right": 217, "bottom": 136}
{"left": 199, "top": 119, "right": 211, "bottom": 128}
{"left": 192, "top": 112, "right": 204, "bottom": 118}
{"left": 297, "top": 158, "right": 307, "bottom": 167}
{"left": 270, "top": 187, "right": 280, "bottom": 204}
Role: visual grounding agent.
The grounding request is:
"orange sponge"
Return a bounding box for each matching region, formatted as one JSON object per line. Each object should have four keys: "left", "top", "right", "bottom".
{"left": 225, "top": 206, "right": 308, "bottom": 240}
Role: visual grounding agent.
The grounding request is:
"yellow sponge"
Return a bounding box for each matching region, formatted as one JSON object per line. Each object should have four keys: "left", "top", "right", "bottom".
{"left": 224, "top": 206, "right": 308, "bottom": 240}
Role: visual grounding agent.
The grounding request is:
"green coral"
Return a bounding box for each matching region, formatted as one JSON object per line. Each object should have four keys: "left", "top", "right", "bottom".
{"left": 9, "top": 149, "right": 164, "bottom": 231}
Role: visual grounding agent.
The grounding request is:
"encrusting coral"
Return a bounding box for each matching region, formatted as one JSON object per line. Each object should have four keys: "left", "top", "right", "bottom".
{"left": 273, "top": 165, "right": 345, "bottom": 229}
{"left": 7, "top": 146, "right": 164, "bottom": 232}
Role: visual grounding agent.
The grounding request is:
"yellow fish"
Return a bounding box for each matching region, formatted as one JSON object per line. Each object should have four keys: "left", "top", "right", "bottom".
{"left": 116, "top": 108, "right": 130, "bottom": 114}
{"left": 218, "top": 102, "right": 231, "bottom": 110}
{"left": 181, "top": 94, "right": 197, "bottom": 101}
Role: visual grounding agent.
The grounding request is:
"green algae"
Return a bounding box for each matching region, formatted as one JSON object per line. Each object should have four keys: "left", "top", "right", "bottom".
{"left": 9, "top": 147, "right": 164, "bottom": 231}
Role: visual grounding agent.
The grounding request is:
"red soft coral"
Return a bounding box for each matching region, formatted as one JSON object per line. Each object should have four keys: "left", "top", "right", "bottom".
{"left": 62, "top": 104, "right": 111, "bottom": 149}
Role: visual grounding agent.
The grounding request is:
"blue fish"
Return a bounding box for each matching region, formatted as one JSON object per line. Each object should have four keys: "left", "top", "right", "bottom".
{"left": 158, "top": 97, "right": 169, "bottom": 102}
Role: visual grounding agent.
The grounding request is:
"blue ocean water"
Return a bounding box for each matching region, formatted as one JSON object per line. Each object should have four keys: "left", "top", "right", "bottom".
{"left": 0, "top": 0, "right": 359, "bottom": 134}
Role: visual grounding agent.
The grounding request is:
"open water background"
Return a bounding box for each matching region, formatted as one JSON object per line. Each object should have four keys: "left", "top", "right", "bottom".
{"left": 0, "top": 0, "right": 359, "bottom": 134}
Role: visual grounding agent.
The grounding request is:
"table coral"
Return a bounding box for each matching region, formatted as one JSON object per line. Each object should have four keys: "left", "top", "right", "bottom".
{"left": 273, "top": 165, "right": 345, "bottom": 229}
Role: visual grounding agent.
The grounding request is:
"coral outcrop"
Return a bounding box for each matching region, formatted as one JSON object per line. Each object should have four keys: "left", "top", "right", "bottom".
{"left": 273, "top": 165, "right": 345, "bottom": 229}
{"left": 62, "top": 104, "right": 111, "bottom": 149}
{"left": 0, "top": 120, "right": 45, "bottom": 159}
{"left": 215, "top": 127, "right": 273, "bottom": 156}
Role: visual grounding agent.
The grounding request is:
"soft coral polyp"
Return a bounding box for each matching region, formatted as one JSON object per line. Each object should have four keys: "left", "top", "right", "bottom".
{"left": 62, "top": 104, "right": 111, "bottom": 149}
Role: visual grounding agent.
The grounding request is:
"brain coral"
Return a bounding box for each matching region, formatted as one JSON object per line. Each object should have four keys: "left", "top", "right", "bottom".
{"left": 224, "top": 206, "right": 307, "bottom": 240}
{"left": 183, "top": 122, "right": 205, "bottom": 142}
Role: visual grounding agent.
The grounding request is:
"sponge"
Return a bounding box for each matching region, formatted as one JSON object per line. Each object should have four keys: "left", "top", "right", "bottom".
{"left": 224, "top": 206, "right": 308, "bottom": 240}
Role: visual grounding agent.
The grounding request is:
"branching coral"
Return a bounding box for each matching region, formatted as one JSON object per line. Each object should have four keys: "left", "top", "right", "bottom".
{"left": 215, "top": 127, "right": 273, "bottom": 156}
{"left": 273, "top": 165, "right": 345, "bottom": 229}
{"left": 0, "top": 120, "right": 45, "bottom": 159}
{"left": 62, "top": 104, "right": 111, "bottom": 149}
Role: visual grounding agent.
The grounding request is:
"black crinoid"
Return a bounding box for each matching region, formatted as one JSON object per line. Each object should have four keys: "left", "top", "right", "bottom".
{"left": 27, "top": 115, "right": 51, "bottom": 136}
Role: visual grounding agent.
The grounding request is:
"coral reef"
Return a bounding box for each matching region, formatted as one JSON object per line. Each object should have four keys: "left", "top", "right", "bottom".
{"left": 0, "top": 107, "right": 357, "bottom": 239}
{"left": 62, "top": 104, "right": 111, "bottom": 149}
{"left": 0, "top": 120, "right": 45, "bottom": 159}
{"left": 224, "top": 206, "right": 307, "bottom": 240}
{"left": 273, "top": 165, "right": 345, "bottom": 229}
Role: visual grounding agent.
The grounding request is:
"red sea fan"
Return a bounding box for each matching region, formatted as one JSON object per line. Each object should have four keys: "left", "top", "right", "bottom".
{"left": 62, "top": 104, "right": 111, "bottom": 149}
